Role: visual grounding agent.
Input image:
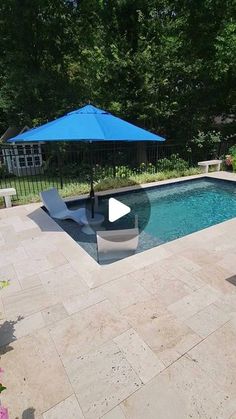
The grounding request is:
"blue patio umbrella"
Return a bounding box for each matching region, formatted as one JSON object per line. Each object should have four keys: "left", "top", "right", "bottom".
{"left": 8, "top": 104, "right": 165, "bottom": 216}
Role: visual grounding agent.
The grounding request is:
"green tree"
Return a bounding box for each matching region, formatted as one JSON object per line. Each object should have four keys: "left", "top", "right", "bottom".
{"left": 0, "top": 0, "right": 235, "bottom": 144}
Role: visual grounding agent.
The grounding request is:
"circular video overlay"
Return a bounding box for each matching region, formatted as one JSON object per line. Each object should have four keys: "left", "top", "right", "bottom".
{"left": 84, "top": 180, "right": 151, "bottom": 242}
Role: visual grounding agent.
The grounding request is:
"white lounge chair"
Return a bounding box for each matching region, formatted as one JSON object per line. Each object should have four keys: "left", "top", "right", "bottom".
{"left": 40, "top": 188, "right": 105, "bottom": 233}
{"left": 96, "top": 216, "right": 139, "bottom": 264}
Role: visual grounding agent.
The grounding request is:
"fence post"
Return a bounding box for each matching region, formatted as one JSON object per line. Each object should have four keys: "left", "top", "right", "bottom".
{"left": 57, "top": 144, "right": 63, "bottom": 189}
{"left": 155, "top": 144, "right": 159, "bottom": 172}
{"left": 112, "top": 142, "right": 116, "bottom": 178}
{"left": 218, "top": 141, "right": 223, "bottom": 158}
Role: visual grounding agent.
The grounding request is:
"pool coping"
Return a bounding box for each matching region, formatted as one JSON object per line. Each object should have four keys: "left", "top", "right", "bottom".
{"left": 29, "top": 171, "right": 236, "bottom": 288}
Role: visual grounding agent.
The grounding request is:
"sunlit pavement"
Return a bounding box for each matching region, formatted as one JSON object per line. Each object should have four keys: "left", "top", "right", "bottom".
{"left": 0, "top": 171, "right": 236, "bottom": 419}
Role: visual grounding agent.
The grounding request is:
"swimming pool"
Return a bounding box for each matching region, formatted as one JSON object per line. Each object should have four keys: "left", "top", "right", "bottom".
{"left": 55, "top": 177, "right": 236, "bottom": 263}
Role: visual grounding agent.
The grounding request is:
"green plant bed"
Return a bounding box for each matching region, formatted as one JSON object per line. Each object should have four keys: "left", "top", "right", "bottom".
{"left": 12, "top": 167, "right": 202, "bottom": 205}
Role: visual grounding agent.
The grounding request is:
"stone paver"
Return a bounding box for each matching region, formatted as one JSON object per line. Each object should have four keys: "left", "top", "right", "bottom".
{"left": 18, "top": 273, "right": 42, "bottom": 290}
{"left": 1, "top": 329, "right": 73, "bottom": 419}
{"left": 189, "top": 319, "right": 236, "bottom": 395}
{"left": 0, "top": 246, "right": 27, "bottom": 269}
{"left": 0, "top": 171, "right": 235, "bottom": 418}
{"left": 184, "top": 303, "right": 230, "bottom": 338}
{"left": 114, "top": 328, "right": 165, "bottom": 383}
{"left": 101, "top": 406, "right": 126, "bottom": 419}
{"left": 0, "top": 312, "right": 45, "bottom": 347}
{"left": 122, "top": 355, "right": 235, "bottom": 419}
{"left": 100, "top": 275, "right": 151, "bottom": 310}
{"left": 136, "top": 270, "right": 192, "bottom": 306}
{"left": 39, "top": 263, "right": 88, "bottom": 300}
{"left": 194, "top": 264, "right": 236, "bottom": 294}
{"left": 217, "top": 253, "right": 236, "bottom": 275}
{"left": 0, "top": 264, "right": 21, "bottom": 296}
{"left": 122, "top": 297, "right": 202, "bottom": 367}
{"left": 41, "top": 303, "right": 68, "bottom": 326}
{"left": 165, "top": 265, "right": 206, "bottom": 291}
{"left": 50, "top": 300, "right": 129, "bottom": 363}
{"left": 14, "top": 255, "right": 52, "bottom": 279}
{"left": 63, "top": 288, "right": 106, "bottom": 315}
{"left": 2, "top": 285, "right": 57, "bottom": 318}
{"left": 22, "top": 235, "right": 58, "bottom": 258}
{"left": 168, "top": 285, "right": 220, "bottom": 321}
{"left": 43, "top": 394, "right": 84, "bottom": 419}
{"left": 65, "top": 340, "right": 142, "bottom": 419}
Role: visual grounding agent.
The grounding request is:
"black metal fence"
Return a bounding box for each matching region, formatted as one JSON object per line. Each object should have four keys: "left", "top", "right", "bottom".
{"left": 0, "top": 139, "right": 233, "bottom": 202}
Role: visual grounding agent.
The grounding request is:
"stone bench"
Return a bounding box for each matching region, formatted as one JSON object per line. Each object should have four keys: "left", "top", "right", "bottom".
{"left": 0, "top": 188, "right": 16, "bottom": 208}
{"left": 198, "top": 159, "right": 222, "bottom": 173}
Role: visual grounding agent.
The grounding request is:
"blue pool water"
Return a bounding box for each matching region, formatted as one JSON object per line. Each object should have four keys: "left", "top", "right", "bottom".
{"left": 105, "top": 177, "right": 236, "bottom": 242}
{"left": 56, "top": 177, "right": 236, "bottom": 262}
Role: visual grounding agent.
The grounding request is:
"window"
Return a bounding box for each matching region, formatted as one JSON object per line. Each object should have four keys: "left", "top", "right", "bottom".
{"left": 12, "top": 157, "right": 17, "bottom": 168}
{"left": 27, "top": 156, "right": 33, "bottom": 167}
{"left": 25, "top": 145, "right": 31, "bottom": 155}
{"left": 18, "top": 146, "right": 24, "bottom": 155}
{"left": 33, "top": 145, "right": 39, "bottom": 154}
{"left": 19, "top": 157, "right": 26, "bottom": 167}
{"left": 34, "top": 156, "right": 40, "bottom": 166}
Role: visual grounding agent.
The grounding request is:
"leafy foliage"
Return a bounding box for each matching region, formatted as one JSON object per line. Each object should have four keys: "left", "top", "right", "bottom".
{"left": 0, "top": 1, "right": 235, "bottom": 141}
{"left": 228, "top": 144, "right": 236, "bottom": 172}
{"left": 0, "top": 280, "right": 10, "bottom": 289}
{"left": 228, "top": 145, "right": 236, "bottom": 157}
{"left": 188, "top": 130, "right": 222, "bottom": 160}
{"left": 156, "top": 154, "right": 189, "bottom": 172}
{"left": 0, "top": 383, "right": 6, "bottom": 393}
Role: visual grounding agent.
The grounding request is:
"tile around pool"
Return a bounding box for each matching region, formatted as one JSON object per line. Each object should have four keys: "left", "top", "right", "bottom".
{"left": 121, "top": 354, "right": 235, "bottom": 419}
{"left": 0, "top": 328, "right": 73, "bottom": 419}
{"left": 39, "top": 263, "right": 88, "bottom": 300}
{"left": 188, "top": 319, "right": 236, "bottom": 396}
{"left": 41, "top": 303, "right": 68, "bottom": 326}
{"left": 121, "top": 302, "right": 201, "bottom": 366}
{"left": 184, "top": 303, "right": 230, "bottom": 338}
{"left": 113, "top": 328, "right": 165, "bottom": 383}
{"left": 62, "top": 288, "right": 106, "bottom": 315}
{"left": 2, "top": 285, "right": 57, "bottom": 318}
{"left": 101, "top": 405, "right": 126, "bottom": 419}
{"left": 134, "top": 270, "right": 192, "bottom": 306}
{"left": 64, "top": 340, "right": 142, "bottom": 419}
{"left": 168, "top": 285, "right": 220, "bottom": 321}
{"left": 43, "top": 394, "right": 85, "bottom": 419}
{"left": 49, "top": 299, "right": 129, "bottom": 363}
{"left": 100, "top": 275, "right": 151, "bottom": 310}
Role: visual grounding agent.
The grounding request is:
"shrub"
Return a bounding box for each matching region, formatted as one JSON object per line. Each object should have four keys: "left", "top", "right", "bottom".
{"left": 115, "top": 165, "right": 132, "bottom": 178}
{"left": 224, "top": 144, "right": 236, "bottom": 172}
{"left": 189, "top": 130, "right": 221, "bottom": 160}
{"left": 156, "top": 154, "right": 189, "bottom": 172}
{"left": 94, "top": 176, "right": 134, "bottom": 191}
{"left": 0, "top": 164, "right": 8, "bottom": 178}
{"left": 228, "top": 145, "right": 236, "bottom": 157}
{"left": 232, "top": 159, "right": 236, "bottom": 172}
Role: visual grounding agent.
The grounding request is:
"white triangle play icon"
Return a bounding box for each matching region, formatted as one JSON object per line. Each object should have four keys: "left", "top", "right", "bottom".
{"left": 108, "top": 198, "right": 131, "bottom": 222}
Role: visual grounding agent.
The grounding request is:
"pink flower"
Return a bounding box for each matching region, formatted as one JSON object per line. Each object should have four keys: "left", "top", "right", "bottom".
{"left": 0, "top": 406, "right": 8, "bottom": 419}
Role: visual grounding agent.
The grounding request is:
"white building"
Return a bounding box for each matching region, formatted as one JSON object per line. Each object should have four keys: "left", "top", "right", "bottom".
{"left": 0, "top": 127, "right": 44, "bottom": 176}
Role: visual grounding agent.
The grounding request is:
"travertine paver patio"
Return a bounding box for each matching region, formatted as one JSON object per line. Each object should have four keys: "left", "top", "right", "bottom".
{"left": 0, "top": 171, "right": 236, "bottom": 419}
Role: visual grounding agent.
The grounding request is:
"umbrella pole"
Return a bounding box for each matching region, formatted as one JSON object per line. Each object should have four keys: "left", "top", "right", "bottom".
{"left": 89, "top": 142, "right": 95, "bottom": 218}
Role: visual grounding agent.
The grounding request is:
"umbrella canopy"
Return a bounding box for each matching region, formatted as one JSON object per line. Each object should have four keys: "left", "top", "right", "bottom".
{"left": 8, "top": 104, "right": 165, "bottom": 143}
{"left": 8, "top": 104, "right": 165, "bottom": 218}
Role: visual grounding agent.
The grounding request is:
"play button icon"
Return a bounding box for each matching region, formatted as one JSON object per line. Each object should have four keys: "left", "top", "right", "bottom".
{"left": 108, "top": 198, "right": 131, "bottom": 222}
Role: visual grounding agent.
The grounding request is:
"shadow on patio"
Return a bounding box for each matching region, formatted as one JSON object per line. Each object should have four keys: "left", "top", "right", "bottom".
{"left": 0, "top": 316, "right": 24, "bottom": 354}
